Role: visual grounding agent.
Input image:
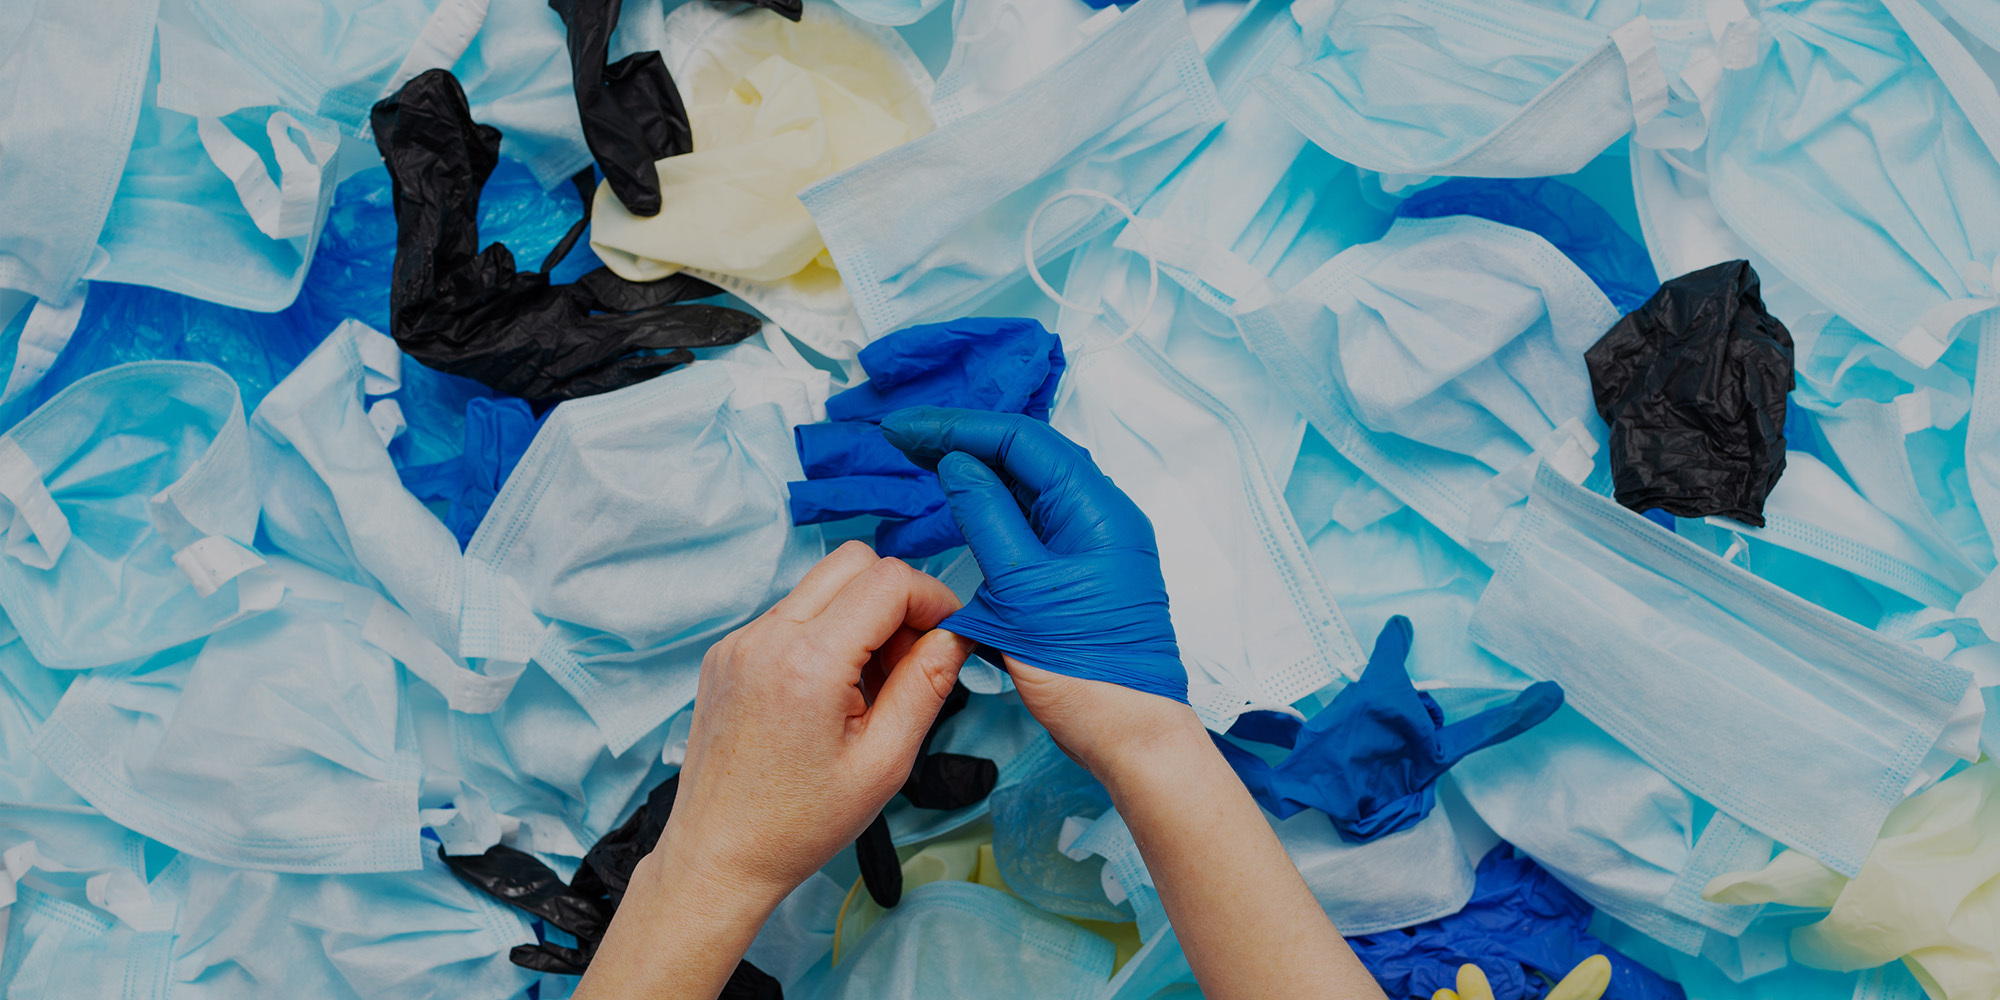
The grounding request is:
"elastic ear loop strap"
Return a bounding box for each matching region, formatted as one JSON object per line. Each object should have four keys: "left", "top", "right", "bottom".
{"left": 1023, "top": 188, "right": 1160, "bottom": 355}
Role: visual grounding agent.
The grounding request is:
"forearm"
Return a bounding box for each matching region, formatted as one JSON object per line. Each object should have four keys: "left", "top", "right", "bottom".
{"left": 573, "top": 842, "right": 781, "bottom": 1000}
{"left": 1099, "top": 712, "right": 1385, "bottom": 1000}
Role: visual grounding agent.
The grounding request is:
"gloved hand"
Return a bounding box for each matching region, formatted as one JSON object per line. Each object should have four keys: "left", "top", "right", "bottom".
{"left": 1213, "top": 616, "right": 1563, "bottom": 843}
{"left": 880, "top": 407, "right": 1186, "bottom": 703}
{"left": 790, "top": 319, "right": 1065, "bottom": 558}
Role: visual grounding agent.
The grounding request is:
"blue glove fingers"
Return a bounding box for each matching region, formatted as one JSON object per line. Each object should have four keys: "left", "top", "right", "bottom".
{"left": 881, "top": 407, "right": 1153, "bottom": 552}
{"left": 795, "top": 422, "right": 925, "bottom": 477}
{"left": 787, "top": 475, "right": 946, "bottom": 524}
{"left": 1431, "top": 681, "right": 1565, "bottom": 767}
{"left": 873, "top": 504, "right": 966, "bottom": 558}
{"left": 936, "top": 451, "right": 1048, "bottom": 568}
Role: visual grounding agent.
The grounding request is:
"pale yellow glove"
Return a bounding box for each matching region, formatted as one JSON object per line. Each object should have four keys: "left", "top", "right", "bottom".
{"left": 1454, "top": 964, "right": 1495, "bottom": 1000}
{"left": 1547, "top": 954, "right": 1613, "bottom": 1000}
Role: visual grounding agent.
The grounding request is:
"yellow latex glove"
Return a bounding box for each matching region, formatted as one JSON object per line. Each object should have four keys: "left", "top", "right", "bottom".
{"left": 1432, "top": 991, "right": 1459, "bottom": 1000}
{"left": 1547, "top": 954, "right": 1612, "bottom": 1000}
{"left": 1455, "top": 963, "right": 1495, "bottom": 1000}
{"left": 1702, "top": 759, "right": 2000, "bottom": 1000}
{"left": 590, "top": 0, "right": 931, "bottom": 283}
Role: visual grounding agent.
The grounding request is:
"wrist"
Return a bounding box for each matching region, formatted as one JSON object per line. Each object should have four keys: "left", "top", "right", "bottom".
{"left": 1085, "top": 702, "right": 1214, "bottom": 795}
{"left": 641, "top": 823, "right": 792, "bottom": 933}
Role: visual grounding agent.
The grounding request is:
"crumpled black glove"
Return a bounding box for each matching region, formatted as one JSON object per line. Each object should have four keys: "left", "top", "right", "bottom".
{"left": 548, "top": 0, "right": 800, "bottom": 217}
{"left": 853, "top": 679, "right": 1000, "bottom": 908}
{"left": 370, "top": 69, "right": 758, "bottom": 401}
{"left": 441, "top": 776, "right": 780, "bottom": 996}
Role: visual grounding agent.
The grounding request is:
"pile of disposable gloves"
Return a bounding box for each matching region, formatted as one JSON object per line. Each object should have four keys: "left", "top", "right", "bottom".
{"left": 4, "top": 0, "right": 2000, "bottom": 998}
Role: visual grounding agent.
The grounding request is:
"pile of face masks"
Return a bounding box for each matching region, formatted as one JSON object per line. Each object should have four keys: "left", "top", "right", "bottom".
{"left": 5, "top": 0, "right": 2000, "bottom": 998}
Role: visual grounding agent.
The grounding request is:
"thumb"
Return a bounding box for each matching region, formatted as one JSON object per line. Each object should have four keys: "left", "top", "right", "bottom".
{"left": 860, "top": 629, "right": 976, "bottom": 773}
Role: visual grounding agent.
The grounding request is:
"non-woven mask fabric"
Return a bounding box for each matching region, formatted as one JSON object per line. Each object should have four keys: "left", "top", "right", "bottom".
{"left": 799, "top": 0, "right": 1226, "bottom": 341}
{"left": 1050, "top": 314, "right": 1365, "bottom": 729}
{"left": 173, "top": 0, "right": 494, "bottom": 131}
{"left": 928, "top": 0, "right": 1100, "bottom": 124}
{"left": 1234, "top": 216, "right": 1617, "bottom": 561}
{"left": 1706, "top": 0, "right": 2000, "bottom": 367}
{"left": 0, "top": 882, "right": 176, "bottom": 1000}
{"left": 0, "top": 361, "right": 278, "bottom": 671}
{"left": 32, "top": 561, "right": 426, "bottom": 874}
{"left": 1274, "top": 806, "right": 1476, "bottom": 935}
{"left": 803, "top": 881, "right": 1114, "bottom": 1000}
{"left": 155, "top": 851, "right": 535, "bottom": 1000}
{"left": 1450, "top": 705, "right": 1772, "bottom": 956}
{"left": 462, "top": 359, "right": 825, "bottom": 755}
{"left": 589, "top": 0, "right": 933, "bottom": 281}
{"left": 0, "top": 0, "right": 154, "bottom": 306}
{"left": 1468, "top": 464, "right": 1974, "bottom": 877}
{"left": 94, "top": 75, "right": 341, "bottom": 312}
{"left": 1254, "top": 0, "right": 1675, "bottom": 182}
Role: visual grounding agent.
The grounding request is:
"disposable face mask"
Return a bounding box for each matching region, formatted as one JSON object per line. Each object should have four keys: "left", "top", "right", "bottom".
{"left": 930, "top": 0, "right": 1100, "bottom": 124}
{"left": 0, "top": 880, "right": 176, "bottom": 1000}
{"left": 805, "top": 881, "right": 1113, "bottom": 1000}
{"left": 591, "top": 1, "right": 931, "bottom": 277}
{"left": 1276, "top": 807, "right": 1475, "bottom": 935}
{"left": 1255, "top": 0, "right": 1680, "bottom": 184}
{"left": 0, "top": 637, "right": 87, "bottom": 810}
{"left": 94, "top": 69, "right": 340, "bottom": 313}
{"left": 0, "top": 0, "right": 151, "bottom": 307}
{"left": 0, "top": 361, "right": 278, "bottom": 671}
{"left": 463, "top": 359, "right": 824, "bottom": 754}
{"left": 1706, "top": 0, "right": 2000, "bottom": 367}
{"left": 1050, "top": 292, "right": 1366, "bottom": 729}
{"left": 1450, "top": 706, "right": 1771, "bottom": 957}
{"left": 1703, "top": 759, "right": 2000, "bottom": 1000}
{"left": 34, "top": 558, "right": 432, "bottom": 874}
{"left": 1468, "top": 464, "right": 1975, "bottom": 877}
{"left": 1235, "top": 216, "right": 1618, "bottom": 561}
{"left": 155, "top": 851, "right": 535, "bottom": 1000}
{"left": 826, "top": 0, "right": 947, "bottom": 27}
{"left": 799, "top": 0, "right": 1226, "bottom": 340}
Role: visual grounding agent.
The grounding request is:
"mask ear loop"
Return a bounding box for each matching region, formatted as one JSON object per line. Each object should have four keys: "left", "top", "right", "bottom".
{"left": 1022, "top": 188, "right": 1159, "bottom": 355}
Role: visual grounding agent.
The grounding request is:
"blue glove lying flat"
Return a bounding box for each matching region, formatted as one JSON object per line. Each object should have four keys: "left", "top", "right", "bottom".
{"left": 401, "top": 395, "right": 542, "bottom": 548}
{"left": 881, "top": 407, "right": 1187, "bottom": 703}
{"left": 1213, "top": 617, "right": 1563, "bottom": 843}
{"left": 788, "top": 318, "right": 1065, "bottom": 558}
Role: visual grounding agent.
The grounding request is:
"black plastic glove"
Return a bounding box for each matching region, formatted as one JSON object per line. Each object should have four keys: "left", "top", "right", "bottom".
{"left": 371, "top": 69, "right": 758, "bottom": 401}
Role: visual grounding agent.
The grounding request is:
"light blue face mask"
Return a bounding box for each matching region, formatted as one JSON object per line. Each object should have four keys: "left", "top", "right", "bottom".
{"left": 1255, "top": 0, "right": 1695, "bottom": 185}
{"left": 799, "top": 0, "right": 1227, "bottom": 341}
{"left": 1047, "top": 272, "right": 1366, "bottom": 728}
{"left": 1450, "top": 705, "right": 1773, "bottom": 958}
{"left": 1234, "top": 216, "right": 1618, "bottom": 563}
{"left": 0, "top": 808, "right": 175, "bottom": 1000}
{"left": 93, "top": 62, "right": 341, "bottom": 313}
{"left": 34, "top": 557, "right": 427, "bottom": 875}
{"left": 0, "top": 630, "right": 88, "bottom": 810}
{"left": 462, "top": 359, "right": 825, "bottom": 755}
{"left": 0, "top": 0, "right": 153, "bottom": 308}
{"left": 801, "top": 881, "right": 1114, "bottom": 1000}
{"left": 1706, "top": 0, "right": 2000, "bottom": 368}
{"left": 0, "top": 361, "right": 279, "bottom": 671}
{"left": 155, "top": 851, "right": 535, "bottom": 1000}
{"left": 1468, "top": 464, "right": 1974, "bottom": 878}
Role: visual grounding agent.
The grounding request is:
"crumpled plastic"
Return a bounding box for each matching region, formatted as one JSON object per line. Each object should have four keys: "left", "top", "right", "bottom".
{"left": 1703, "top": 759, "right": 2000, "bottom": 1000}
{"left": 1396, "top": 178, "right": 1659, "bottom": 314}
{"left": 549, "top": 0, "right": 695, "bottom": 218}
{"left": 589, "top": 0, "right": 931, "bottom": 284}
{"left": 400, "top": 396, "right": 543, "bottom": 548}
{"left": 789, "top": 318, "right": 1064, "bottom": 557}
{"left": 1585, "top": 260, "right": 1794, "bottom": 526}
{"left": 371, "top": 68, "right": 760, "bottom": 401}
{"left": 441, "top": 775, "right": 780, "bottom": 996}
{"left": 1212, "top": 617, "right": 1563, "bottom": 843}
{"left": 1349, "top": 845, "right": 1684, "bottom": 1000}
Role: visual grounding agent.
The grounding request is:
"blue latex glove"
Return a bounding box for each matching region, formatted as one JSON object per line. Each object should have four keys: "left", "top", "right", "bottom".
{"left": 1396, "top": 178, "right": 1660, "bottom": 314}
{"left": 1349, "top": 845, "right": 1684, "bottom": 1000}
{"left": 788, "top": 318, "right": 1064, "bottom": 558}
{"left": 400, "top": 395, "right": 541, "bottom": 548}
{"left": 1213, "top": 617, "right": 1563, "bottom": 843}
{"left": 880, "top": 407, "right": 1187, "bottom": 702}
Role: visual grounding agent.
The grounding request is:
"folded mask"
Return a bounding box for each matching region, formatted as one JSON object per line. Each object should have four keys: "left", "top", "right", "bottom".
{"left": 1468, "top": 464, "right": 1975, "bottom": 877}
{"left": 1706, "top": 0, "right": 2000, "bottom": 367}
{"left": 1235, "top": 215, "right": 1617, "bottom": 560}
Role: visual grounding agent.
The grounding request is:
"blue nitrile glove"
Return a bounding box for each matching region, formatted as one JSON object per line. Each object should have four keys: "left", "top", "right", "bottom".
{"left": 1212, "top": 616, "right": 1563, "bottom": 843}
{"left": 881, "top": 407, "right": 1187, "bottom": 702}
{"left": 788, "top": 318, "right": 1064, "bottom": 558}
{"left": 400, "top": 396, "right": 542, "bottom": 548}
